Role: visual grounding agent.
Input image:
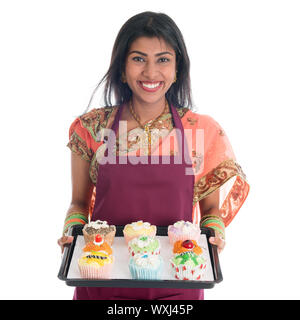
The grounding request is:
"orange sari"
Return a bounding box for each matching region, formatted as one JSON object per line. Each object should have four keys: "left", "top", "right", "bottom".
{"left": 67, "top": 105, "right": 249, "bottom": 227}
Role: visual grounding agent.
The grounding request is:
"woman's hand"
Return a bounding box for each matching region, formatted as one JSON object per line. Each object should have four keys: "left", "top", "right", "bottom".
{"left": 57, "top": 235, "right": 74, "bottom": 254}
{"left": 209, "top": 231, "right": 225, "bottom": 254}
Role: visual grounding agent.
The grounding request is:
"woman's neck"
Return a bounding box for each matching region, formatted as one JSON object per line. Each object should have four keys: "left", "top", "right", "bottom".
{"left": 130, "top": 97, "right": 166, "bottom": 124}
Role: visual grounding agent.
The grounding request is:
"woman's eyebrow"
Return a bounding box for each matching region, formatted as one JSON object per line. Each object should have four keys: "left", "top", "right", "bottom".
{"left": 128, "top": 50, "right": 174, "bottom": 56}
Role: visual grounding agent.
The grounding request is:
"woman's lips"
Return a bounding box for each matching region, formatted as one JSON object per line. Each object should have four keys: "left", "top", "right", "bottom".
{"left": 137, "top": 81, "right": 163, "bottom": 92}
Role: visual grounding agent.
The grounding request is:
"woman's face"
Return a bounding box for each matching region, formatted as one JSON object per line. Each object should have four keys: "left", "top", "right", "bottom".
{"left": 124, "top": 36, "right": 176, "bottom": 106}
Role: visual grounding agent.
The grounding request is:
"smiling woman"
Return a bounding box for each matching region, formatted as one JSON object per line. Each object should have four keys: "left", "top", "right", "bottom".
{"left": 124, "top": 37, "right": 176, "bottom": 112}
{"left": 58, "top": 11, "right": 250, "bottom": 301}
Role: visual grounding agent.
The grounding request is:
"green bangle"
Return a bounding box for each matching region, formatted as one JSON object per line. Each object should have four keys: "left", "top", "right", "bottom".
{"left": 201, "top": 218, "right": 225, "bottom": 229}
{"left": 63, "top": 212, "right": 88, "bottom": 235}
{"left": 64, "top": 213, "right": 88, "bottom": 224}
{"left": 202, "top": 224, "right": 225, "bottom": 239}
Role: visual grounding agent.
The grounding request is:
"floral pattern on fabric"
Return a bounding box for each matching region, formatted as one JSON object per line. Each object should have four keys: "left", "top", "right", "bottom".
{"left": 67, "top": 131, "right": 93, "bottom": 162}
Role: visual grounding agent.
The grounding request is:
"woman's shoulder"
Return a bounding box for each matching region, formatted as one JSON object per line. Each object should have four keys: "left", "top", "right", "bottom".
{"left": 181, "top": 108, "right": 221, "bottom": 129}
{"left": 79, "top": 106, "right": 118, "bottom": 128}
{"left": 75, "top": 106, "right": 118, "bottom": 141}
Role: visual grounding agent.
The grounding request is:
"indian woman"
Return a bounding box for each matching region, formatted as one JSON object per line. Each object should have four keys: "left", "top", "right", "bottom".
{"left": 57, "top": 11, "right": 250, "bottom": 300}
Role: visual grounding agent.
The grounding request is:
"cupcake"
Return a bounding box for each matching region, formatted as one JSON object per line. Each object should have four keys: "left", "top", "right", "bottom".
{"left": 82, "top": 234, "right": 113, "bottom": 256}
{"left": 123, "top": 220, "right": 156, "bottom": 244}
{"left": 173, "top": 239, "right": 203, "bottom": 255}
{"left": 170, "top": 239, "right": 206, "bottom": 280}
{"left": 129, "top": 253, "right": 163, "bottom": 280}
{"left": 168, "top": 220, "right": 201, "bottom": 245}
{"left": 170, "top": 252, "right": 206, "bottom": 280}
{"left": 78, "top": 234, "right": 114, "bottom": 279}
{"left": 128, "top": 235, "right": 160, "bottom": 257}
{"left": 82, "top": 220, "right": 116, "bottom": 245}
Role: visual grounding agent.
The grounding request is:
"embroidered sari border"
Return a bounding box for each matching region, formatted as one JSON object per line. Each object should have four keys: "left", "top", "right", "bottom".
{"left": 193, "top": 158, "right": 249, "bottom": 227}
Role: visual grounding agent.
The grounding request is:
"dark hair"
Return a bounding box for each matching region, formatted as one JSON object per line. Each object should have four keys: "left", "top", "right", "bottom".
{"left": 86, "top": 11, "right": 193, "bottom": 111}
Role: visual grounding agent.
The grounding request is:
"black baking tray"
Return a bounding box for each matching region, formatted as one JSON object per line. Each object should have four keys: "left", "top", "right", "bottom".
{"left": 58, "top": 224, "right": 223, "bottom": 289}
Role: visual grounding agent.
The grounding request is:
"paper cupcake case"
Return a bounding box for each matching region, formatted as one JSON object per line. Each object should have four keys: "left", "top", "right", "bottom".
{"left": 170, "top": 261, "right": 207, "bottom": 281}
{"left": 129, "top": 257, "right": 163, "bottom": 280}
{"left": 78, "top": 259, "right": 114, "bottom": 279}
{"left": 82, "top": 228, "right": 116, "bottom": 246}
{"left": 168, "top": 231, "right": 201, "bottom": 246}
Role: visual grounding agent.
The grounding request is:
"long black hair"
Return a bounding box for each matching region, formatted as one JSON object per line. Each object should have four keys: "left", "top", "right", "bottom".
{"left": 86, "top": 11, "right": 193, "bottom": 111}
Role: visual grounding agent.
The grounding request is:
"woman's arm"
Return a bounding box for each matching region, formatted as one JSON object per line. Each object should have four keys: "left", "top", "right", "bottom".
{"left": 57, "top": 152, "right": 94, "bottom": 252}
{"left": 199, "top": 188, "right": 226, "bottom": 253}
{"left": 67, "top": 152, "right": 94, "bottom": 215}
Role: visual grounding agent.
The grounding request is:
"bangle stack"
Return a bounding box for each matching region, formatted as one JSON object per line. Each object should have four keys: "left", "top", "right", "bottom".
{"left": 63, "top": 213, "right": 88, "bottom": 235}
{"left": 200, "top": 215, "right": 225, "bottom": 240}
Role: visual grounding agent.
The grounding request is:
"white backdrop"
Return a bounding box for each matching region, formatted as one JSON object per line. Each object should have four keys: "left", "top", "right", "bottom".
{"left": 0, "top": 0, "right": 299, "bottom": 300}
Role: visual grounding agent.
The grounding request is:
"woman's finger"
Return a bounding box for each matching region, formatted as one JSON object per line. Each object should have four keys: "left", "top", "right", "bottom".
{"left": 209, "top": 236, "right": 226, "bottom": 253}
{"left": 58, "top": 236, "right": 74, "bottom": 253}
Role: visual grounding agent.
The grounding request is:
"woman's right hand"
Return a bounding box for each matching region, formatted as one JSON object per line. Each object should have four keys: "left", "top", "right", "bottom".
{"left": 57, "top": 235, "right": 74, "bottom": 254}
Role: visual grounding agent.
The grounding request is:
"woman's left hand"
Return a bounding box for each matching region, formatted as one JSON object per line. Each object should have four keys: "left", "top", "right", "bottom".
{"left": 209, "top": 233, "right": 226, "bottom": 254}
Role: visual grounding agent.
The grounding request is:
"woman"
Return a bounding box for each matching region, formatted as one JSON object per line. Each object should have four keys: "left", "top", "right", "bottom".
{"left": 58, "top": 11, "right": 249, "bottom": 300}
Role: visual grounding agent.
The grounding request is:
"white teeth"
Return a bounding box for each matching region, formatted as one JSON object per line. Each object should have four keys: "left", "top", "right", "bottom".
{"left": 141, "top": 82, "right": 161, "bottom": 89}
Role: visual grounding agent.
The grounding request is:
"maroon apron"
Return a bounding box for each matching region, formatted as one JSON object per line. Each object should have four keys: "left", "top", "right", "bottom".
{"left": 74, "top": 103, "right": 204, "bottom": 300}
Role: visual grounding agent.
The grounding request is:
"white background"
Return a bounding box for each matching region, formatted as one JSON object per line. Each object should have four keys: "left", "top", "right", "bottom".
{"left": 0, "top": 0, "right": 299, "bottom": 300}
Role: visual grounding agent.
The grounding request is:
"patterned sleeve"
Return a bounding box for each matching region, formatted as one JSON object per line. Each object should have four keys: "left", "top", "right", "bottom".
{"left": 67, "top": 117, "right": 94, "bottom": 162}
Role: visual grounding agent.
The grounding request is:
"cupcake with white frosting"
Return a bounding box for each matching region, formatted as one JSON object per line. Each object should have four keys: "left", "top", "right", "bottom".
{"left": 82, "top": 220, "right": 116, "bottom": 245}
{"left": 123, "top": 220, "right": 156, "bottom": 244}
{"left": 129, "top": 253, "right": 163, "bottom": 280}
{"left": 168, "top": 220, "right": 201, "bottom": 245}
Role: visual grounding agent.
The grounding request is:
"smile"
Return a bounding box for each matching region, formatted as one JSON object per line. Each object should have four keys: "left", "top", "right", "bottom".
{"left": 138, "top": 81, "right": 163, "bottom": 92}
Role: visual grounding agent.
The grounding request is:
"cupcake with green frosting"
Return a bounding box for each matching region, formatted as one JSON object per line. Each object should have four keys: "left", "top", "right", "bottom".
{"left": 128, "top": 235, "right": 160, "bottom": 257}
{"left": 170, "top": 251, "right": 207, "bottom": 280}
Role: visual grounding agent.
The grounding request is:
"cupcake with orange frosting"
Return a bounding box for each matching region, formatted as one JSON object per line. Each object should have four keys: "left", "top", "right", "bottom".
{"left": 170, "top": 240, "right": 206, "bottom": 280}
{"left": 78, "top": 234, "right": 114, "bottom": 279}
{"left": 123, "top": 220, "right": 156, "bottom": 244}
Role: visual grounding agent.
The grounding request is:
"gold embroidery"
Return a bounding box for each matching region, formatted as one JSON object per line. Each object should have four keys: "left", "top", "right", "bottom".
{"left": 193, "top": 159, "right": 247, "bottom": 205}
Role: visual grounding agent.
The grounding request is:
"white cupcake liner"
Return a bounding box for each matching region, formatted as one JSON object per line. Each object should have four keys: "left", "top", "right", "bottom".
{"left": 170, "top": 261, "right": 207, "bottom": 281}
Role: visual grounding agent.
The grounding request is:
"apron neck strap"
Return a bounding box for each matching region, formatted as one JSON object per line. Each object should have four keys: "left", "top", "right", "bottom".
{"left": 107, "top": 102, "right": 191, "bottom": 163}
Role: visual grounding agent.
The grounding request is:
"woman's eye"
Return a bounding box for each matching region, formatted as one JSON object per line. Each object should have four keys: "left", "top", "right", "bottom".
{"left": 158, "top": 57, "right": 170, "bottom": 63}
{"left": 132, "top": 56, "right": 145, "bottom": 62}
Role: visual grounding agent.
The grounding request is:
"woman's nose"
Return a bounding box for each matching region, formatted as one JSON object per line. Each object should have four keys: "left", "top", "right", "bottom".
{"left": 142, "top": 61, "right": 158, "bottom": 79}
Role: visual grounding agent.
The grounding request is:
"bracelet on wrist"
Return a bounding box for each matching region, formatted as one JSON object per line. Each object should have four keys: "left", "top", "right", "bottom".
{"left": 63, "top": 212, "right": 88, "bottom": 235}
{"left": 200, "top": 214, "right": 225, "bottom": 240}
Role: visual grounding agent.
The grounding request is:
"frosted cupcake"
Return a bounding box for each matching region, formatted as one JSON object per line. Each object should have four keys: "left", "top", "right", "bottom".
{"left": 168, "top": 220, "right": 200, "bottom": 245}
{"left": 170, "top": 239, "right": 206, "bottom": 280}
{"left": 170, "top": 251, "right": 206, "bottom": 281}
{"left": 129, "top": 253, "right": 163, "bottom": 280}
{"left": 82, "top": 220, "right": 116, "bottom": 245}
{"left": 78, "top": 234, "right": 114, "bottom": 279}
{"left": 123, "top": 220, "right": 156, "bottom": 244}
{"left": 128, "top": 235, "right": 160, "bottom": 257}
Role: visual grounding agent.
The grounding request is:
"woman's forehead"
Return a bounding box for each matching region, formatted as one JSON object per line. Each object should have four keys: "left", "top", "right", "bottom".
{"left": 128, "top": 36, "right": 175, "bottom": 55}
